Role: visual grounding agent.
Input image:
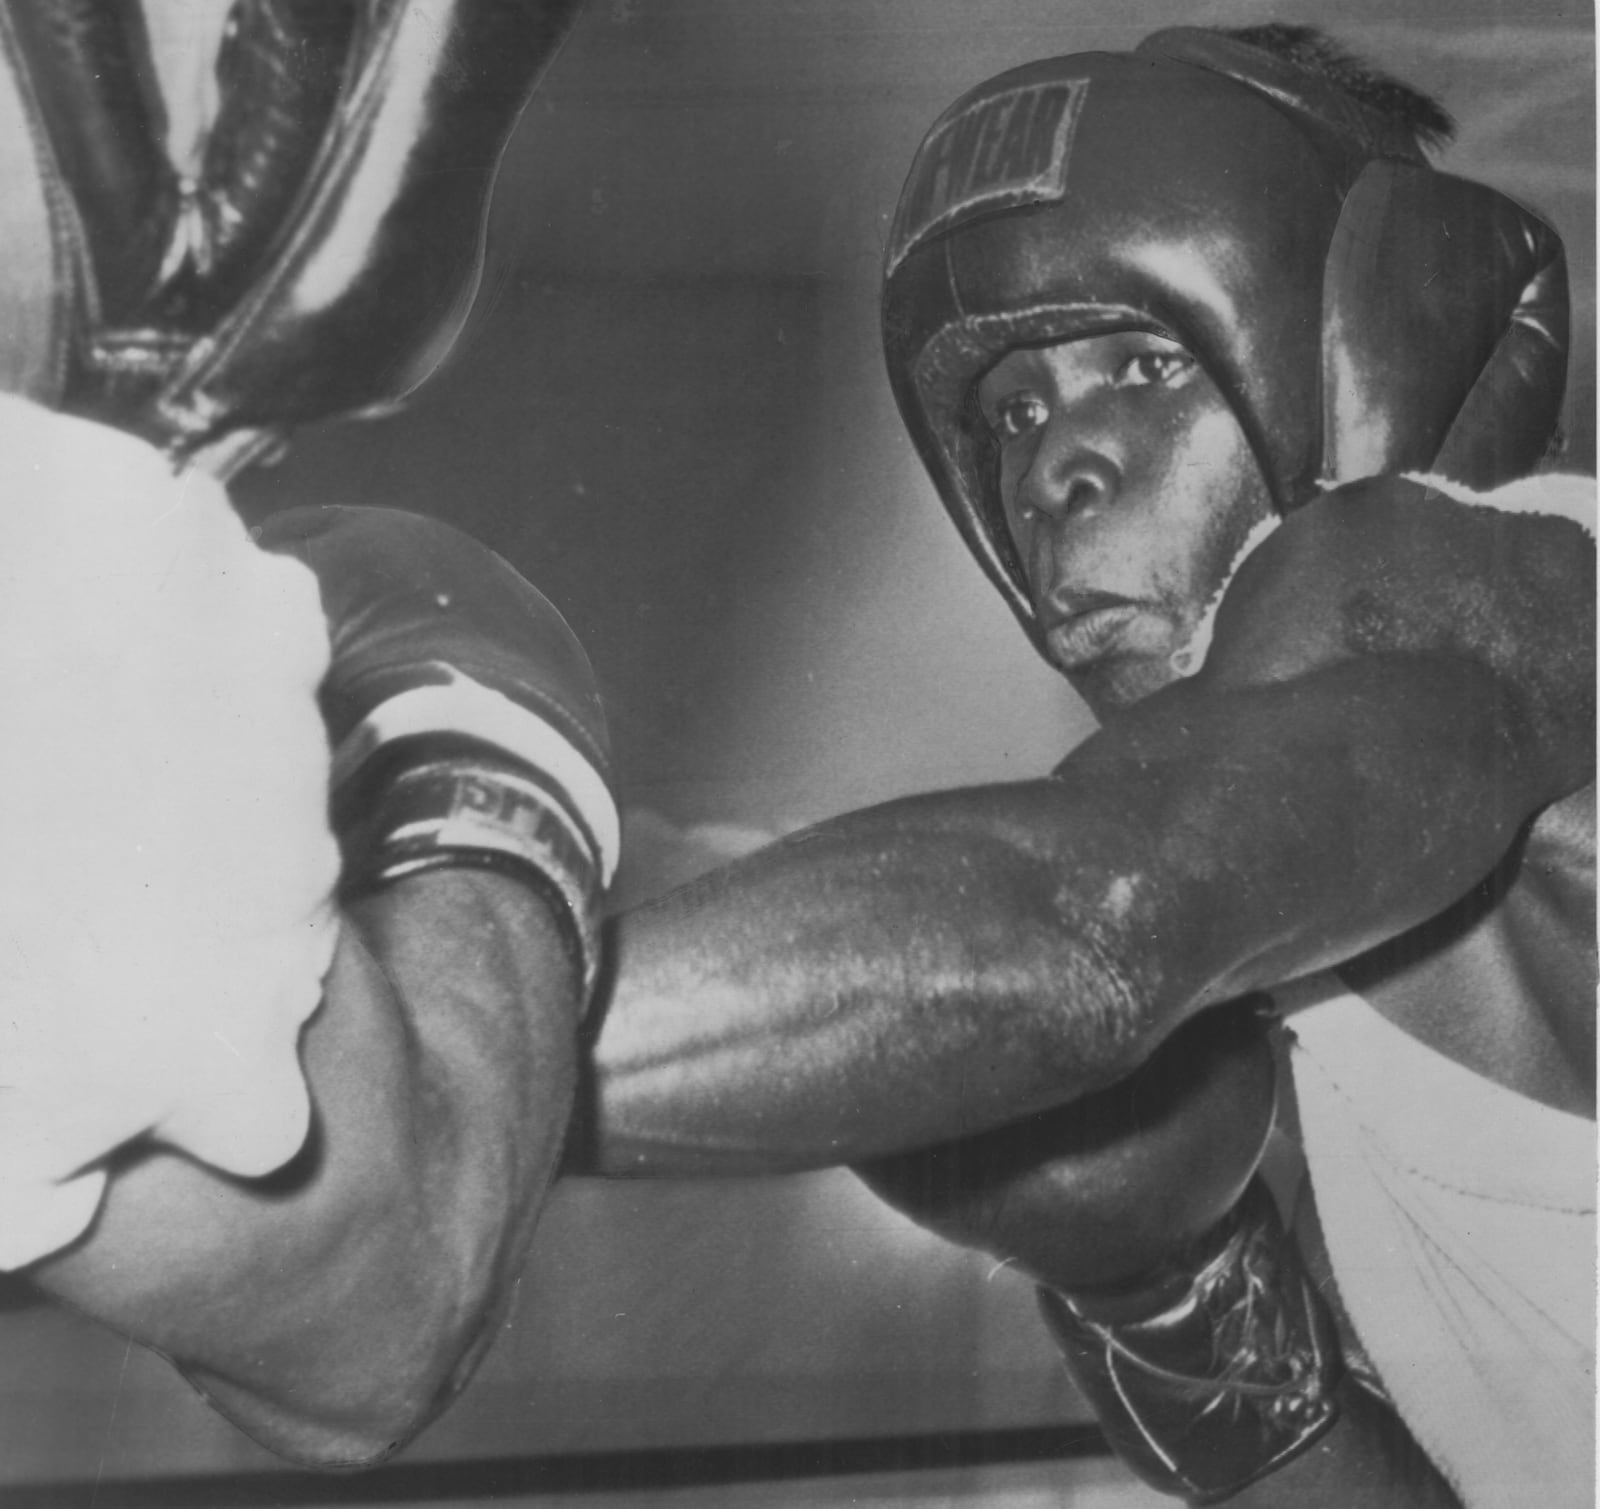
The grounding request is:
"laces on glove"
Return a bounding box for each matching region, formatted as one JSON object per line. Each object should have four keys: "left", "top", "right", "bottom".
{"left": 1039, "top": 1177, "right": 1342, "bottom": 1503}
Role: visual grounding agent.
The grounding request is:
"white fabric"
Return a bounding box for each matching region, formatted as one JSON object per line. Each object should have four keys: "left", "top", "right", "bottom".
{"left": 1279, "top": 974, "right": 1596, "bottom": 1509}
{"left": 0, "top": 397, "right": 340, "bottom": 1270}
{"left": 1403, "top": 470, "right": 1596, "bottom": 538}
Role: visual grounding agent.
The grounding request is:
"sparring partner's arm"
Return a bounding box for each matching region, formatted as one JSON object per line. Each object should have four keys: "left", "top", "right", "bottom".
{"left": 584, "top": 479, "right": 1594, "bottom": 1174}
{"left": 28, "top": 509, "right": 615, "bottom": 1470}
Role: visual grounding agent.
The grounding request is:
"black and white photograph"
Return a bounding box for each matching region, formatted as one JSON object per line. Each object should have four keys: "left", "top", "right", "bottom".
{"left": 0, "top": 3, "right": 1592, "bottom": 1507}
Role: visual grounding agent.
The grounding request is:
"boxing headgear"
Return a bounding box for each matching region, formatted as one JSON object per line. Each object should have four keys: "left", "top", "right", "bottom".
{"left": 881, "top": 29, "right": 1570, "bottom": 641}
{"left": 0, "top": 0, "right": 584, "bottom": 476}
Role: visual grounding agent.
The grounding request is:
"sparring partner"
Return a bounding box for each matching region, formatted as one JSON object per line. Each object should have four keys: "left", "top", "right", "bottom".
{"left": 2, "top": 0, "right": 617, "bottom": 1469}
{"left": 577, "top": 27, "right": 1594, "bottom": 1509}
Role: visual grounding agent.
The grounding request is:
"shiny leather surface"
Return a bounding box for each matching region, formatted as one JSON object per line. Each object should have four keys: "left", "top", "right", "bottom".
{"left": 1322, "top": 159, "right": 1568, "bottom": 488}
{"left": 1038, "top": 1178, "right": 1343, "bottom": 1505}
{"left": 172, "top": 0, "right": 360, "bottom": 326}
{"left": 2, "top": 0, "right": 174, "bottom": 323}
{"left": 2, "top": 0, "right": 586, "bottom": 474}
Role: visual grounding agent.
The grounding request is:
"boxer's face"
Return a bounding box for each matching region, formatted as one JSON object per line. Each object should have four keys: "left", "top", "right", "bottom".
{"left": 977, "top": 332, "right": 1272, "bottom": 717}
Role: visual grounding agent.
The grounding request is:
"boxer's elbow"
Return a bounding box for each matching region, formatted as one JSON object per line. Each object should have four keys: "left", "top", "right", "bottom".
{"left": 168, "top": 1089, "right": 541, "bottom": 1468}
{"left": 194, "top": 1362, "right": 455, "bottom": 1471}
{"left": 197, "top": 1384, "right": 427, "bottom": 1472}
{"left": 187, "top": 1232, "right": 513, "bottom": 1469}
{"left": 27, "top": 1155, "right": 485, "bottom": 1470}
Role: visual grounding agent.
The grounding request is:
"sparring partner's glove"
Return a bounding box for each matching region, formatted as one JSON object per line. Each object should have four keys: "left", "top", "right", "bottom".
{"left": 256, "top": 505, "right": 619, "bottom": 1000}
{"left": 0, "top": 398, "right": 339, "bottom": 1271}
{"left": 0, "top": 0, "right": 586, "bottom": 475}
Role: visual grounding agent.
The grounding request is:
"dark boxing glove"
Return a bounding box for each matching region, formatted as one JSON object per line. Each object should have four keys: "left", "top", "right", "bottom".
{"left": 856, "top": 1003, "right": 1279, "bottom": 1292}
{"left": 259, "top": 505, "right": 618, "bottom": 998}
{"left": 856, "top": 996, "right": 1339, "bottom": 1505}
{"left": 0, "top": 0, "right": 585, "bottom": 474}
{"left": 1038, "top": 1178, "right": 1343, "bottom": 1505}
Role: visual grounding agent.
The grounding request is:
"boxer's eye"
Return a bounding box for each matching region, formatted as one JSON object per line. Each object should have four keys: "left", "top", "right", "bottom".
{"left": 1116, "top": 350, "right": 1195, "bottom": 388}
{"left": 986, "top": 393, "right": 1049, "bottom": 440}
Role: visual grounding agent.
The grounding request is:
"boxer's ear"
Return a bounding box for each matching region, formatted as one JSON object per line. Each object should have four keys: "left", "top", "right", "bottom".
{"left": 1319, "top": 160, "right": 1568, "bottom": 492}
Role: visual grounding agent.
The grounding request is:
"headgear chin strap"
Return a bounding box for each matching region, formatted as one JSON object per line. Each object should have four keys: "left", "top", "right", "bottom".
{"left": 881, "top": 28, "right": 1569, "bottom": 645}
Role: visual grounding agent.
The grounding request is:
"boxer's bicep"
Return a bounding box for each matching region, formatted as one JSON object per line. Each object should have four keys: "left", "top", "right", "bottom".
{"left": 29, "top": 870, "right": 579, "bottom": 1468}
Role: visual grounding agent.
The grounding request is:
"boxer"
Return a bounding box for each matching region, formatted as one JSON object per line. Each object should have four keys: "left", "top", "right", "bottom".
{"left": 3, "top": 0, "right": 615, "bottom": 1470}
{"left": 579, "top": 27, "right": 1594, "bottom": 1507}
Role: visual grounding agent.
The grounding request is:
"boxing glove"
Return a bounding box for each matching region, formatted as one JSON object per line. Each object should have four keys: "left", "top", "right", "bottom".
{"left": 854, "top": 1001, "right": 1330, "bottom": 1503}
{"left": 855, "top": 1002, "right": 1278, "bottom": 1291}
{"left": 257, "top": 505, "right": 618, "bottom": 996}
{"left": 0, "top": 471, "right": 619, "bottom": 1272}
{"left": 0, "top": 398, "right": 338, "bottom": 1270}
{"left": 0, "top": 0, "right": 586, "bottom": 474}
{"left": 1038, "top": 1177, "right": 1343, "bottom": 1504}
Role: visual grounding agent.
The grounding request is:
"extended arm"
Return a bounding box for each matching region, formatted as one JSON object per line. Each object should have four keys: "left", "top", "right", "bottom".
{"left": 25, "top": 505, "right": 618, "bottom": 1467}
{"left": 29, "top": 871, "right": 578, "bottom": 1468}
{"left": 587, "top": 482, "right": 1594, "bottom": 1174}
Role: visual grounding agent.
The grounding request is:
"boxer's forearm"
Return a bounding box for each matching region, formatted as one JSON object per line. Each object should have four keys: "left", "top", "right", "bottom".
{"left": 587, "top": 653, "right": 1560, "bottom": 1176}
{"left": 29, "top": 870, "right": 577, "bottom": 1469}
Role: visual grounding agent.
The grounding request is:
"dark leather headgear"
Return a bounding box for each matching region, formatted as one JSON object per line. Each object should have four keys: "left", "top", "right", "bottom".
{"left": 880, "top": 29, "right": 1570, "bottom": 642}
{"left": 0, "top": 0, "right": 583, "bottom": 476}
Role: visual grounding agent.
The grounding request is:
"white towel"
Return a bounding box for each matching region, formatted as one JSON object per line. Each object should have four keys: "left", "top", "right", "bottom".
{"left": 0, "top": 398, "right": 340, "bottom": 1269}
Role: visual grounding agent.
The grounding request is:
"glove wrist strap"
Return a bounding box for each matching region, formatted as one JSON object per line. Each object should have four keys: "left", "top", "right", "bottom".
{"left": 342, "top": 751, "right": 605, "bottom": 999}
{"left": 1039, "top": 1178, "right": 1342, "bottom": 1504}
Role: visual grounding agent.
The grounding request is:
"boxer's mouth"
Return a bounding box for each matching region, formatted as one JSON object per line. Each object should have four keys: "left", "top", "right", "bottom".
{"left": 1041, "top": 595, "right": 1145, "bottom": 670}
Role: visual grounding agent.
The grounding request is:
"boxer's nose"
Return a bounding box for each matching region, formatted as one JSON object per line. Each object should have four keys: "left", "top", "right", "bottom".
{"left": 1018, "top": 426, "right": 1120, "bottom": 527}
